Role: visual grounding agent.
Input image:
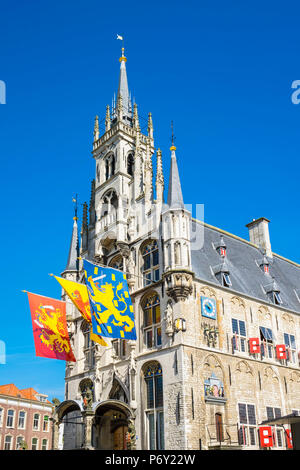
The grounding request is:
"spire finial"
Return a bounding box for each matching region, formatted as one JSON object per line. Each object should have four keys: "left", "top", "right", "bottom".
{"left": 170, "top": 121, "right": 176, "bottom": 151}
{"left": 72, "top": 194, "right": 78, "bottom": 220}
{"left": 148, "top": 112, "right": 153, "bottom": 139}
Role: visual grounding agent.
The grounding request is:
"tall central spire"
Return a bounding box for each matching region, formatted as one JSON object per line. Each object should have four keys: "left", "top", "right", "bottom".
{"left": 117, "top": 46, "right": 132, "bottom": 122}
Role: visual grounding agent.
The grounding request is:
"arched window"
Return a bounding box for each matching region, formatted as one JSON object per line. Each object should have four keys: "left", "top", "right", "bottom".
{"left": 144, "top": 363, "right": 164, "bottom": 450}
{"left": 105, "top": 154, "right": 116, "bottom": 180}
{"left": 31, "top": 437, "right": 38, "bottom": 450}
{"left": 41, "top": 438, "right": 48, "bottom": 450}
{"left": 4, "top": 435, "right": 13, "bottom": 450}
{"left": 33, "top": 413, "right": 40, "bottom": 430}
{"left": 142, "top": 293, "right": 161, "bottom": 349}
{"left": 111, "top": 155, "right": 115, "bottom": 176}
{"left": 16, "top": 436, "right": 25, "bottom": 450}
{"left": 141, "top": 240, "right": 159, "bottom": 286}
{"left": 109, "top": 255, "right": 123, "bottom": 271}
{"left": 174, "top": 241, "right": 181, "bottom": 266}
{"left": 6, "top": 410, "right": 14, "bottom": 428}
{"left": 127, "top": 153, "right": 134, "bottom": 176}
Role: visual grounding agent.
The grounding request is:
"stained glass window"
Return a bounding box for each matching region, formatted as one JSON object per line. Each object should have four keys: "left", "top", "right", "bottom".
{"left": 143, "top": 295, "right": 161, "bottom": 349}
{"left": 142, "top": 241, "right": 159, "bottom": 286}
{"left": 144, "top": 363, "right": 164, "bottom": 450}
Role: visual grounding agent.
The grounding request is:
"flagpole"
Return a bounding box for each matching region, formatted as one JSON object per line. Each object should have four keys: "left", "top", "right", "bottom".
{"left": 21, "top": 289, "right": 66, "bottom": 303}
{"left": 77, "top": 257, "right": 158, "bottom": 285}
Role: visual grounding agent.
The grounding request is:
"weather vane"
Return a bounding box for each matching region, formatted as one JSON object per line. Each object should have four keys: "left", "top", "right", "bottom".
{"left": 170, "top": 120, "right": 176, "bottom": 150}
{"left": 117, "top": 34, "right": 124, "bottom": 49}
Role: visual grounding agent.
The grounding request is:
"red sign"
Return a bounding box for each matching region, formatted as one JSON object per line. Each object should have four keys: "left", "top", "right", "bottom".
{"left": 27, "top": 292, "right": 76, "bottom": 362}
{"left": 259, "top": 426, "right": 273, "bottom": 448}
{"left": 276, "top": 344, "right": 287, "bottom": 360}
{"left": 249, "top": 337, "right": 260, "bottom": 354}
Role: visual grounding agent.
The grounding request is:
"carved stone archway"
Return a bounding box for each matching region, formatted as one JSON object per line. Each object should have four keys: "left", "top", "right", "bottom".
{"left": 93, "top": 400, "right": 135, "bottom": 450}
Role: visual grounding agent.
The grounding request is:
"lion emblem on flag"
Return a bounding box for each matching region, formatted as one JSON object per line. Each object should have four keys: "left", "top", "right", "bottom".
{"left": 34, "top": 304, "right": 71, "bottom": 353}
{"left": 87, "top": 276, "right": 135, "bottom": 332}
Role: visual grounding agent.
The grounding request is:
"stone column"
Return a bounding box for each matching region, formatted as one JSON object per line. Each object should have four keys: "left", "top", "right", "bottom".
{"left": 82, "top": 411, "right": 95, "bottom": 450}
{"left": 52, "top": 419, "right": 61, "bottom": 450}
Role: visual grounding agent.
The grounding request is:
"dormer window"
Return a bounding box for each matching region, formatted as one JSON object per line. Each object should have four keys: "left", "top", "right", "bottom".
{"left": 273, "top": 291, "right": 282, "bottom": 305}
{"left": 220, "top": 247, "right": 226, "bottom": 257}
{"left": 213, "top": 258, "right": 231, "bottom": 288}
{"left": 222, "top": 272, "right": 232, "bottom": 287}
{"left": 216, "top": 236, "right": 227, "bottom": 257}
{"left": 260, "top": 255, "right": 270, "bottom": 274}
{"left": 264, "top": 279, "right": 282, "bottom": 305}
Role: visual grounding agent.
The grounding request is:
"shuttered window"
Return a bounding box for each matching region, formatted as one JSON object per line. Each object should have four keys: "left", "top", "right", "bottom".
{"left": 265, "top": 407, "right": 283, "bottom": 448}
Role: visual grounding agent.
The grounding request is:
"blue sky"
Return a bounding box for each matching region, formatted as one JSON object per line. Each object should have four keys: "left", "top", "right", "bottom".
{"left": 0, "top": 0, "right": 300, "bottom": 401}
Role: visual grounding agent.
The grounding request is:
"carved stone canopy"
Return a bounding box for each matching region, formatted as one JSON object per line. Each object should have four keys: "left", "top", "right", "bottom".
{"left": 163, "top": 269, "right": 194, "bottom": 302}
{"left": 116, "top": 242, "right": 130, "bottom": 259}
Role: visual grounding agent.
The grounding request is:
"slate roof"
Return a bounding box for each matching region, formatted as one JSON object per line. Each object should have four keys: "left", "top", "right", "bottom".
{"left": 191, "top": 220, "right": 300, "bottom": 314}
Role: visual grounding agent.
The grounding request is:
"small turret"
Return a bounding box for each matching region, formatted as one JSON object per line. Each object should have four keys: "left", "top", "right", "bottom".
{"left": 148, "top": 112, "right": 153, "bottom": 139}
{"left": 93, "top": 115, "right": 99, "bottom": 142}
{"left": 156, "top": 148, "right": 164, "bottom": 204}
{"left": 105, "top": 105, "right": 111, "bottom": 131}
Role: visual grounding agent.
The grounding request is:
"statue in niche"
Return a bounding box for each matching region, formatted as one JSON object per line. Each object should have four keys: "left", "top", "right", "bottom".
{"left": 81, "top": 382, "right": 93, "bottom": 411}
{"left": 126, "top": 250, "right": 135, "bottom": 278}
{"left": 165, "top": 301, "right": 174, "bottom": 336}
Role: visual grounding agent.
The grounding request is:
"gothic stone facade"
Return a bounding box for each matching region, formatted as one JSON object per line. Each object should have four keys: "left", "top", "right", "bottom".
{"left": 52, "top": 49, "right": 300, "bottom": 451}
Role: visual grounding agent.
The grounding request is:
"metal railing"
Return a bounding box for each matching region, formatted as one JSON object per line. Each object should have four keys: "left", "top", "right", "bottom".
{"left": 206, "top": 423, "right": 240, "bottom": 448}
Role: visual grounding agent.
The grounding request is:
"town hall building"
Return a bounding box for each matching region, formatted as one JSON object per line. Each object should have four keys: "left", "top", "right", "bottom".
{"left": 52, "top": 46, "right": 300, "bottom": 450}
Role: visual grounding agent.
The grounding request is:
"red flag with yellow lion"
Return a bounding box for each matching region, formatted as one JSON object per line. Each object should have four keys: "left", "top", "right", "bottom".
{"left": 26, "top": 292, "right": 76, "bottom": 362}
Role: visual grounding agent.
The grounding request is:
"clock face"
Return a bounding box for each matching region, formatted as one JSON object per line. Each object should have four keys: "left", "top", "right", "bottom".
{"left": 201, "top": 296, "right": 217, "bottom": 319}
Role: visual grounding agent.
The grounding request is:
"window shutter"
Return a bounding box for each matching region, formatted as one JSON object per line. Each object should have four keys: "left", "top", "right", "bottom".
{"left": 249, "top": 337, "right": 260, "bottom": 354}
{"left": 276, "top": 345, "right": 287, "bottom": 360}
{"left": 285, "top": 429, "right": 293, "bottom": 449}
{"left": 259, "top": 426, "right": 273, "bottom": 448}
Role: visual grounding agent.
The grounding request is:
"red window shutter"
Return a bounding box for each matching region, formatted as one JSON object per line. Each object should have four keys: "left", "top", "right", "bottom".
{"left": 249, "top": 337, "right": 260, "bottom": 354}
{"left": 285, "top": 429, "right": 293, "bottom": 449}
{"left": 259, "top": 426, "right": 273, "bottom": 448}
{"left": 276, "top": 344, "right": 287, "bottom": 360}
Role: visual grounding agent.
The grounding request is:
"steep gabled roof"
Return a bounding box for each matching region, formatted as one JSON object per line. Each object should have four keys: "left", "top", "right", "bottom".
{"left": 191, "top": 220, "right": 300, "bottom": 313}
